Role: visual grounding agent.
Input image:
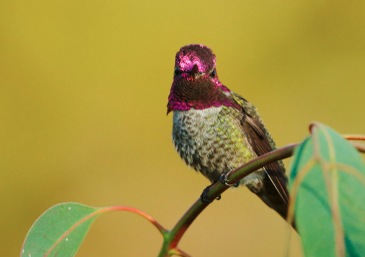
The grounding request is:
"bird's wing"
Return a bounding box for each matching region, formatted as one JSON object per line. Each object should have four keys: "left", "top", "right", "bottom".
{"left": 230, "top": 93, "right": 289, "bottom": 205}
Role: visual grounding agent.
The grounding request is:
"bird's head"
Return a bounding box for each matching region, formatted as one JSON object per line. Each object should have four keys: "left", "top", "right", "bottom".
{"left": 167, "top": 44, "right": 236, "bottom": 114}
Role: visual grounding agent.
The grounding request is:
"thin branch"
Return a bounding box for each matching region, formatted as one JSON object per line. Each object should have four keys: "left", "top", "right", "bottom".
{"left": 105, "top": 206, "right": 168, "bottom": 235}
{"left": 158, "top": 144, "right": 297, "bottom": 257}
{"left": 158, "top": 133, "right": 365, "bottom": 256}
{"left": 343, "top": 134, "right": 365, "bottom": 141}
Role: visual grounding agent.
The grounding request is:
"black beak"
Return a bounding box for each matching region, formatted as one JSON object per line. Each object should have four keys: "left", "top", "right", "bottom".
{"left": 191, "top": 64, "right": 199, "bottom": 76}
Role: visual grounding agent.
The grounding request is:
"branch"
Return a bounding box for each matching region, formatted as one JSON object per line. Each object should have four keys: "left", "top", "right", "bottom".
{"left": 159, "top": 136, "right": 365, "bottom": 256}
{"left": 158, "top": 143, "right": 297, "bottom": 256}
{"left": 343, "top": 134, "right": 365, "bottom": 141}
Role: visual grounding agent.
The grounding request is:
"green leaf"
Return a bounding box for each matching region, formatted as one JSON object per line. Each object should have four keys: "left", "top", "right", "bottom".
{"left": 21, "top": 202, "right": 103, "bottom": 257}
{"left": 289, "top": 124, "right": 365, "bottom": 257}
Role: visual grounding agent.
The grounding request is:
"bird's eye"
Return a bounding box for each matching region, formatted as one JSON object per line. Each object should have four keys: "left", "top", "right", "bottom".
{"left": 209, "top": 69, "right": 216, "bottom": 78}
{"left": 174, "top": 68, "right": 182, "bottom": 77}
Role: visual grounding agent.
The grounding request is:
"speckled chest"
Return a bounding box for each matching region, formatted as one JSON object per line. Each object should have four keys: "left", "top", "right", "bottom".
{"left": 172, "top": 106, "right": 261, "bottom": 183}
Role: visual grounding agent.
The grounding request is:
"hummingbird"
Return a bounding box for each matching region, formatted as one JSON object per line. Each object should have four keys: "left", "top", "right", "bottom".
{"left": 167, "top": 44, "right": 290, "bottom": 221}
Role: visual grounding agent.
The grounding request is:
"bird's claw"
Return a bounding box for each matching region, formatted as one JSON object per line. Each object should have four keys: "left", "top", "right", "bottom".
{"left": 200, "top": 170, "right": 239, "bottom": 203}
{"left": 220, "top": 171, "right": 240, "bottom": 187}
{"left": 200, "top": 184, "right": 221, "bottom": 203}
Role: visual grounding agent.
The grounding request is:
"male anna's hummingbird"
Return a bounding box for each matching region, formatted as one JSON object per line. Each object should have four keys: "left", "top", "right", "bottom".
{"left": 167, "top": 44, "right": 290, "bottom": 221}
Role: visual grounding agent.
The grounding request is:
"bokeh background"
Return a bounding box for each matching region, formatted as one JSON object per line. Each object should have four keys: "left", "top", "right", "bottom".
{"left": 1, "top": 1, "right": 365, "bottom": 256}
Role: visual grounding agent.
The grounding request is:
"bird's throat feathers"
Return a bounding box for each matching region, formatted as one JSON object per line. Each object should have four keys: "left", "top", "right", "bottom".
{"left": 167, "top": 79, "right": 240, "bottom": 114}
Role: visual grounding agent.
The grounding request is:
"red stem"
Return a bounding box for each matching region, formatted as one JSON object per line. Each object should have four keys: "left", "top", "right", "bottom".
{"left": 343, "top": 134, "right": 365, "bottom": 141}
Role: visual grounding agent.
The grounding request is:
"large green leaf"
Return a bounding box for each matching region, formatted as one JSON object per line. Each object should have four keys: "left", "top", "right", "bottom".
{"left": 289, "top": 124, "right": 365, "bottom": 257}
{"left": 21, "top": 202, "right": 103, "bottom": 257}
{"left": 21, "top": 203, "right": 164, "bottom": 257}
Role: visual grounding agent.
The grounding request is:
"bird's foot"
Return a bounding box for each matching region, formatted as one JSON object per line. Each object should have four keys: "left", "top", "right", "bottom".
{"left": 220, "top": 171, "right": 240, "bottom": 187}
{"left": 200, "top": 184, "right": 221, "bottom": 203}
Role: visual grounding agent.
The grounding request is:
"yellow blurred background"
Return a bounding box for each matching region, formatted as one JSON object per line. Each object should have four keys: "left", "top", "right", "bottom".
{"left": 1, "top": 0, "right": 364, "bottom": 256}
